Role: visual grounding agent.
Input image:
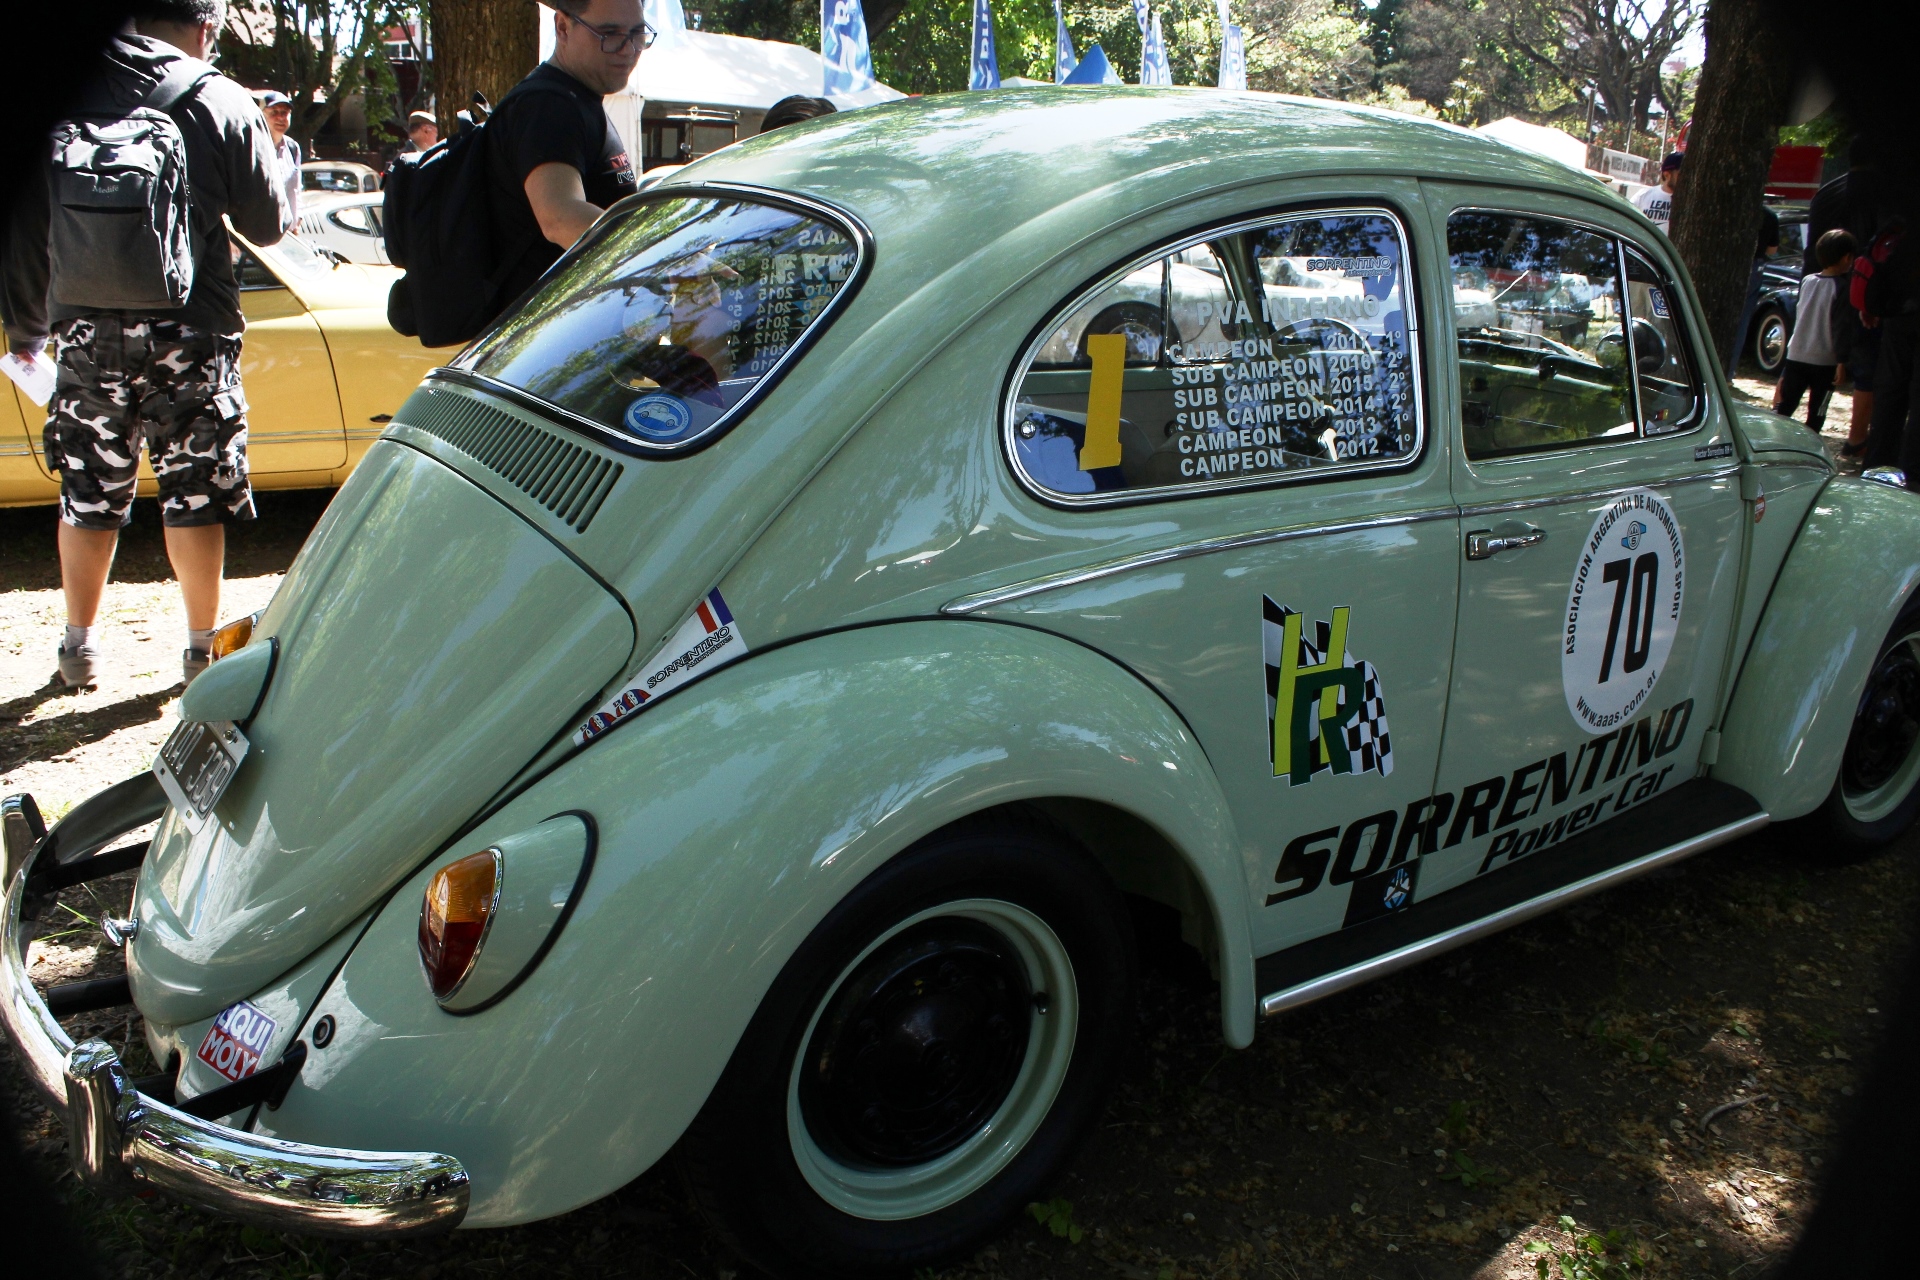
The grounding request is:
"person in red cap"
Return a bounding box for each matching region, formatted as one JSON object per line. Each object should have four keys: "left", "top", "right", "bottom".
{"left": 1635, "top": 151, "right": 1682, "bottom": 234}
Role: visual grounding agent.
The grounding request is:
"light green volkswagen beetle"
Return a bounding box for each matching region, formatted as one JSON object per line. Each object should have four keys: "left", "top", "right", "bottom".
{"left": 8, "top": 87, "right": 1920, "bottom": 1276}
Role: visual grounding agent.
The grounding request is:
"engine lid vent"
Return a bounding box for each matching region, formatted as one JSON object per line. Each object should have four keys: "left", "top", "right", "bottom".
{"left": 399, "top": 388, "right": 623, "bottom": 533}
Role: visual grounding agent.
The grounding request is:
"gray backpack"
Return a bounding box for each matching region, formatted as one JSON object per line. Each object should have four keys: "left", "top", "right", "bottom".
{"left": 47, "top": 59, "right": 217, "bottom": 311}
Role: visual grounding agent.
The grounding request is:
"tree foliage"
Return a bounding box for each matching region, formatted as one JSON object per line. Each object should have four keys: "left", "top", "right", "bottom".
{"left": 218, "top": 0, "right": 421, "bottom": 149}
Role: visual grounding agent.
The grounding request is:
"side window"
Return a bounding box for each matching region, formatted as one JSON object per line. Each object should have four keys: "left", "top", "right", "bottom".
{"left": 1449, "top": 211, "right": 1634, "bottom": 460}
{"left": 1007, "top": 210, "right": 1420, "bottom": 501}
{"left": 1623, "top": 250, "right": 1702, "bottom": 432}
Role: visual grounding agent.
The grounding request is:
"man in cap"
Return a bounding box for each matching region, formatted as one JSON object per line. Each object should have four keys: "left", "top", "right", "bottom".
{"left": 1635, "top": 152, "right": 1682, "bottom": 234}
{"left": 404, "top": 109, "right": 438, "bottom": 152}
{"left": 260, "top": 90, "right": 300, "bottom": 219}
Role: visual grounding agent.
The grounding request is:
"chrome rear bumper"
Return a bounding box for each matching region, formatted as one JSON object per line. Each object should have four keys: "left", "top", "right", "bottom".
{"left": 2, "top": 785, "right": 469, "bottom": 1234}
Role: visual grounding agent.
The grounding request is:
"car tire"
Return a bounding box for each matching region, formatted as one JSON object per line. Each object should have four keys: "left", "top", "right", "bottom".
{"left": 1080, "top": 302, "right": 1171, "bottom": 364}
{"left": 678, "top": 810, "right": 1135, "bottom": 1279}
{"left": 1751, "top": 306, "right": 1788, "bottom": 375}
{"left": 1820, "top": 604, "right": 1920, "bottom": 848}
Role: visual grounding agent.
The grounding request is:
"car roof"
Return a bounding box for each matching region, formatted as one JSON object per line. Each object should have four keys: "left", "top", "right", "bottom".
{"left": 672, "top": 86, "right": 1619, "bottom": 248}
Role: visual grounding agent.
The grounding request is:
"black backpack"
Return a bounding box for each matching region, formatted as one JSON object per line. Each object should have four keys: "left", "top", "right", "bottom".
{"left": 382, "top": 97, "right": 503, "bottom": 347}
{"left": 47, "top": 59, "right": 216, "bottom": 311}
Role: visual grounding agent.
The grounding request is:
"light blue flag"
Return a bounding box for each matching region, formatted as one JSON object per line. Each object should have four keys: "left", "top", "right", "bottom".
{"left": 1053, "top": 0, "right": 1078, "bottom": 83}
{"left": 821, "top": 0, "right": 876, "bottom": 97}
{"left": 1142, "top": 12, "right": 1172, "bottom": 85}
{"left": 1218, "top": 23, "right": 1246, "bottom": 89}
{"left": 1129, "top": 0, "right": 1151, "bottom": 37}
{"left": 970, "top": 0, "right": 1000, "bottom": 90}
{"left": 644, "top": 0, "right": 687, "bottom": 37}
{"left": 1061, "top": 42, "right": 1121, "bottom": 84}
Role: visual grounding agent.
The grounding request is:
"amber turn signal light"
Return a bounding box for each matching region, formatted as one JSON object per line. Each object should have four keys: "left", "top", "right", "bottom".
{"left": 418, "top": 849, "right": 501, "bottom": 1000}
{"left": 209, "top": 612, "right": 260, "bottom": 662}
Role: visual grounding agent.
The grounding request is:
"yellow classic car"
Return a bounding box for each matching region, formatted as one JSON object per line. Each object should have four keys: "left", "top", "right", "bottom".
{"left": 1, "top": 230, "right": 447, "bottom": 508}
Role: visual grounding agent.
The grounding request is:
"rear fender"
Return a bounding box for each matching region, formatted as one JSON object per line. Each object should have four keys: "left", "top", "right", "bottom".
{"left": 266, "top": 620, "right": 1248, "bottom": 1226}
{"left": 1714, "top": 477, "right": 1920, "bottom": 819}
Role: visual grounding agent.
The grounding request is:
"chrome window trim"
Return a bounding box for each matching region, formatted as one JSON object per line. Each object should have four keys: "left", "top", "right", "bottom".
{"left": 944, "top": 470, "right": 1735, "bottom": 614}
{"left": 445, "top": 181, "right": 873, "bottom": 460}
{"left": 1000, "top": 204, "right": 1427, "bottom": 509}
{"left": 943, "top": 504, "right": 1460, "bottom": 615}
{"left": 1445, "top": 204, "right": 1712, "bottom": 466}
{"left": 1622, "top": 243, "right": 1708, "bottom": 437}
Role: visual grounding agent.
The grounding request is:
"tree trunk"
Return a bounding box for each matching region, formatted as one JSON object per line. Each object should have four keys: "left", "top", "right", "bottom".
{"left": 1667, "top": 0, "right": 1796, "bottom": 372}
{"left": 427, "top": 0, "right": 540, "bottom": 134}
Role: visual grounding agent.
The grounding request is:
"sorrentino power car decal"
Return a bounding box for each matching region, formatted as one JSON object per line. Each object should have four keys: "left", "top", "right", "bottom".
{"left": 1564, "top": 490, "right": 1684, "bottom": 734}
{"left": 1265, "top": 697, "right": 1693, "bottom": 922}
{"left": 574, "top": 589, "right": 748, "bottom": 745}
{"left": 1263, "top": 598, "right": 1393, "bottom": 785}
{"left": 197, "top": 1000, "right": 277, "bottom": 1083}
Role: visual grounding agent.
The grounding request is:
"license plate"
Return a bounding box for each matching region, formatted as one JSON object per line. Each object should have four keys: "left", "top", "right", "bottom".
{"left": 153, "top": 720, "right": 249, "bottom": 831}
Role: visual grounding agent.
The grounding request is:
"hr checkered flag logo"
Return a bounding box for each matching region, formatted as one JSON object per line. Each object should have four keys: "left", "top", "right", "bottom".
{"left": 1262, "top": 596, "right": 1393, "bottom": 785}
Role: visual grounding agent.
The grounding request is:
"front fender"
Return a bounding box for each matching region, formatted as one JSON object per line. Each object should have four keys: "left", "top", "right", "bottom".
{"left": 1715, "top": 477, "right": 1920, "bottom": 819}
{"left": 266, "top": 620, "right": 1247, "bottom": 1226}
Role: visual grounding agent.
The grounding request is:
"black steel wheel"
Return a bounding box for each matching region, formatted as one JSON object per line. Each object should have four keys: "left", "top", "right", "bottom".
{"left": 1822, "top": 607, "right": 1920, "bottom": 848}
{"left": 678, "top": 811, "right": 1134, "bottom": 1279}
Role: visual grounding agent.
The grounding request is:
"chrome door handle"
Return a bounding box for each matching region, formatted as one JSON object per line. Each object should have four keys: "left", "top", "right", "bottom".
{"left": 1465, "top": 525, "right": 1546, "bottom": 560}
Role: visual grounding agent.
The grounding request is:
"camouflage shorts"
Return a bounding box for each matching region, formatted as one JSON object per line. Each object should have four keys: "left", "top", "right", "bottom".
{"left": 44, "top": 315, "right": 255, "bottom": 529}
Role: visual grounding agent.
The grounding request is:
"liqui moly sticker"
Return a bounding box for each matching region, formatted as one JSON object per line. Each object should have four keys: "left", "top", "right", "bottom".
{"left": 574, "top": 589, "right": 749, "bottom": 745}
{"left": 196, "top": 1000, "right": 278, "bottom": 1083}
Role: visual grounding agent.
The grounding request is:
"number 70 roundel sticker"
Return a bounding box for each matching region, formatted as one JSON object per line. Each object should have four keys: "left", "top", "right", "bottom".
{"left": 1563, "top": 490, "right": 1685, "bottom": 734}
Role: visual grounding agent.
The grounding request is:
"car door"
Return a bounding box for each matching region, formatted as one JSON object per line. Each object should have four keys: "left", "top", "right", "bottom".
{"left": 232, "top": 239, "right": 348, "bottom": 473}
{"left": 991, "top": 196, "right": 1462, "bottom": 957}
{"left": 1419, "top": 189, "right": 1747, "bottom": 900}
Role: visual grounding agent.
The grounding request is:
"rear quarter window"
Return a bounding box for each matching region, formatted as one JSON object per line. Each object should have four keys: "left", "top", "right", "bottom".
{"left": 1005, "top": 208, "right": 1422, "bottom": 505}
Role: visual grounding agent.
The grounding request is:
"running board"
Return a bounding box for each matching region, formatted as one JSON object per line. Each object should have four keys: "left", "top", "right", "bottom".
{"left": 1256, "top": 780, "right": 1768, "bottom": 1018}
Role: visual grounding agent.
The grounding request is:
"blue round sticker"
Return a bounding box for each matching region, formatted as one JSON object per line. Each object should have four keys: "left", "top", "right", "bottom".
{"left": 624, "top": 392, "right": 694, "bottom": 442}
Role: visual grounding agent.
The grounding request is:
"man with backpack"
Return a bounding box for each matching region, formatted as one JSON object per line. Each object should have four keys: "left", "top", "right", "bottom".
{"left": 3, "top": 0, "right": 290, "bottom": 690}
{"left": 384, "top": 0, "right": 644, "bottom": 347}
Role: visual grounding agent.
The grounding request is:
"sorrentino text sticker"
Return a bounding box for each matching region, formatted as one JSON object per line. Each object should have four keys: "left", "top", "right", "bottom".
{"left": 196, "top": 1000, "right": 277, "bottom": 1083}
{"left": 574, "top": 590, "right": 748, "bottom": 745}
{"left": 1563, "top": 491, "right": 1684, "bottom": 734}
{"left": 1263, "top": 598, "right": 1393, "bottom": 785}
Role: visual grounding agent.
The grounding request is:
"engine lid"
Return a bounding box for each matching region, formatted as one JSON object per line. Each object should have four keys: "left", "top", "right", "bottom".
{"left": 129, "top": 441, "right": 634, "bottom": 1027}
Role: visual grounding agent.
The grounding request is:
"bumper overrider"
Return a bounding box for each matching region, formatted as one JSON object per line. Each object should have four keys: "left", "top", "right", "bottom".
{"left": 1, "top": 785, "right": 469, "bottom": 1234}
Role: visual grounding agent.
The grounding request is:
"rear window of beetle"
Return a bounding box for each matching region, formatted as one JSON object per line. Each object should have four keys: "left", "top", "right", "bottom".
{"left": 458, "top": 194, "right": 861, "bottom": 450}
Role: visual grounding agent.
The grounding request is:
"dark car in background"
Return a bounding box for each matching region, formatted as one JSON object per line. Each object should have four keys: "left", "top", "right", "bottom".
{"left": 1742, "top": 206, "right": 1809, "bottom": 374}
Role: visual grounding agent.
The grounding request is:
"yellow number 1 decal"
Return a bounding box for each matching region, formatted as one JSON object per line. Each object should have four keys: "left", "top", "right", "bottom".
{"left": 1079, "top": 333, "right": 1126, "bottom": 472}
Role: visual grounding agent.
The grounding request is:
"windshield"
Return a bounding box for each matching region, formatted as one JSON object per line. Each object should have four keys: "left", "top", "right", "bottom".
{"left": 458, "top": 194, "right": 862, "bottom": 450}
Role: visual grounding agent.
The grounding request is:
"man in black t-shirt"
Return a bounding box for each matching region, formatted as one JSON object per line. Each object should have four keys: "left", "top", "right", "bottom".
{"left": 485, "top": 0, "right": 646, "bottom": 307}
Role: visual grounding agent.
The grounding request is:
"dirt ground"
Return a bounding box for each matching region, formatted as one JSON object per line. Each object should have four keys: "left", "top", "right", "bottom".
{"left": 3, "top": 374, "right": 1914, "bottom": 1279}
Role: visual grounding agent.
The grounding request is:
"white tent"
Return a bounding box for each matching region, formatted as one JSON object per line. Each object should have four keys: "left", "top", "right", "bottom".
{"left": 536, "top": 12, "right": 904, "bottom": 150}
{"left": 1474, "top": 117, "right": 1590, "bottom": 174}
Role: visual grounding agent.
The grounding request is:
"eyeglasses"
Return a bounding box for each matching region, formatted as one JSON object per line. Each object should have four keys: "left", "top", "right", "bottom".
{"left": 568, "top": 17, "right": 655, "bottom": 54}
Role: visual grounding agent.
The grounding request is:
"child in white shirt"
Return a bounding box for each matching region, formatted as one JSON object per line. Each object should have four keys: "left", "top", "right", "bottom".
{"left": 1775, "top": 229, "right": 1858, "bottom": 432}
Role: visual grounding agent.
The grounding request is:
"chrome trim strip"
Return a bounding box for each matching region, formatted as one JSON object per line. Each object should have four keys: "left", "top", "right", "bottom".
{"left": 1257, "top": 811, "right": 1769, "bottom": 1018}
{"left": 1001, "top": 204, "right": 1428, "bottom": 509}
{"left": 942, "top": 504, "right": 1460, "bottom": 614}
{"left": 0, "top": 443, "right": 33, "bottom": 457}
{"left": 1456, "top": 468, "right": 1737, "bottom": 520}
{"left": 2, "top": 789, "right": 470, "bottom": 1235}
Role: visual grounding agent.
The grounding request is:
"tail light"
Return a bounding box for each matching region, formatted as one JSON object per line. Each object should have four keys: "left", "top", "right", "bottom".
{"left": 418, "top": 849, "right": 501, "bottom": 999}
{"left": 210, "top": 611, "right": 261, "bottom": 661}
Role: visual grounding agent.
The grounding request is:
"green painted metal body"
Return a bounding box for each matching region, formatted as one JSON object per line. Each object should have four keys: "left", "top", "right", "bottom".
{"left": 106, "top": 88, "right": 1920, "bottom": 1231}
{"left": 256, "top": 621, "right": 1240, "bottom": 1225}
{"left": 1715, "top": 475, "right": 1920, "bottom": 819}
